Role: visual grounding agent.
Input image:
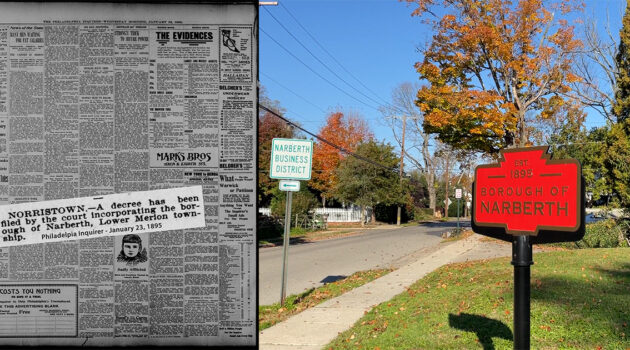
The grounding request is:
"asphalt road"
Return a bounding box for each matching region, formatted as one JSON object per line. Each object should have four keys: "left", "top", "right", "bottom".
{"left": 259, "top": 221, "right": 470, "bottom": 305}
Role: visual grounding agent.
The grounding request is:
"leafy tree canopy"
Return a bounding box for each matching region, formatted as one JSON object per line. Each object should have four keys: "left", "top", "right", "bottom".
{"left": 407, "top": 0, "right": 584, "bottom": 153}
{"left": 334, "top": 140, "right": 405, "bottom": 210}
{"left": 609, "top": 2, "right": 630, "bottom": 208}
{"left": 605, "top": 120, "right": 630, "bottom": 207}
{"left": 258, "top": 111, "right": 293, "bottom": 206}
{"left": 270, "top": 186, "right": 318, "bottom": 219}
{"left": 310, "top": 111, "right": 372, "bottom": 201}
{"left": 613, "top": 0, "right": 630, "bottom": 122}
{"left": 549, "top": 124, "right": 610, "bottom": 204}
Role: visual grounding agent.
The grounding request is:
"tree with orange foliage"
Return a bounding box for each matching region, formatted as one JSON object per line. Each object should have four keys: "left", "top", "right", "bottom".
{"left": 310, "top": 111, "right": 372, "bottom": 206}
{"left": 258, "top": 110, "right": 293, "bottom": 207}
{"left": 407, "top": 0, "right": 584, "bottom": 153}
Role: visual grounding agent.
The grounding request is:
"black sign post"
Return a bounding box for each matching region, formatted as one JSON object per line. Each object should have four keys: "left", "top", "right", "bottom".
{"left": 512, "top": 235, "right": 533, "bottom": 349}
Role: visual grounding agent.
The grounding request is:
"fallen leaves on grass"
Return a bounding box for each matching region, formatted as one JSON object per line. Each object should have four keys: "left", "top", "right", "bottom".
{"left": 259, "top": 268, "right": 392, "bottom": 331}
{"left": 327, "top": 248, "right": 630, "bottom": 349}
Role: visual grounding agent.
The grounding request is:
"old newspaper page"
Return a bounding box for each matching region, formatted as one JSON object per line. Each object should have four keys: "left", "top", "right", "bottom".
{"left": 0, "top": 1, "right": 257, "bottom": 346}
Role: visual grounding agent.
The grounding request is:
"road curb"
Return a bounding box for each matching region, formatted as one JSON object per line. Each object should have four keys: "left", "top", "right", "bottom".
{"left": 258, "top": 221, "right": 461, "bottom": 248}
{"left": 257, "top": 225, "right": 398, "bottom": 248}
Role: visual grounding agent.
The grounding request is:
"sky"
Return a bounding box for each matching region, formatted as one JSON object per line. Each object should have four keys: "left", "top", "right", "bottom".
{"left": 259, "top": 0, "right": 625, "bottom": 155}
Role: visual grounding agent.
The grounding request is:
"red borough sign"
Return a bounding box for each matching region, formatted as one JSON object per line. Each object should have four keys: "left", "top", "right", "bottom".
{"left": 471, "top": 146, "right": 585, "bottom": 243}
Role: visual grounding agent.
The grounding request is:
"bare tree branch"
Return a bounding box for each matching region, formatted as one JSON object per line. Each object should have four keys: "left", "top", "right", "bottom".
{"left": 567, "top": 14, "right": 619, "bottom": 121}
{"left": 381, "top": 82, "right": 439, "bottom": 213}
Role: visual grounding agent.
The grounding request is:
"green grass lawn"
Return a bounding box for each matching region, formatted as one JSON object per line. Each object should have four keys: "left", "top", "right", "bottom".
{"left": 259, "top": 269, "right": 392, "bottom": 331}
{"left": 327, "top": 248, "right": 630, "bottom": 349}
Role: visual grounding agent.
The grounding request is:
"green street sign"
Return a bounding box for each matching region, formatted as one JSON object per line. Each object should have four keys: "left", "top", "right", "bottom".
{"left": 270, "top": 138, "right": 313, "bottom": 180}
{"left": 279, "top": 180, "right": 300, "bottom": 192}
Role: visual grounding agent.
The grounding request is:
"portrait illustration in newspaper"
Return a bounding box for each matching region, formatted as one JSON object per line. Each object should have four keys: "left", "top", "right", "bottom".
{"left": 117, "top": 234, "right": 148, "bottom": 265}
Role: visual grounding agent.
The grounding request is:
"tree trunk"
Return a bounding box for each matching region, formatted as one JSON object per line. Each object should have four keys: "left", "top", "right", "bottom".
{"left": 504, "top": 130, "right": 515, "bottom": 149}
{"left": 322, "top": 195, "right": 326, "bottom": 208}
{"left": 426, "top": 172, "right": 437, "bottom": 216}
{"left": 518, "top": 109, "right": 527, "bottom": 147}
{"left": 371, "top": 207, "right": 376, "bottom": 224}
{"left": 429, "top": 187, "right": 437, "bottom": 216}
{"left": 360, "top": 206, "right": 365, "bottom": 227}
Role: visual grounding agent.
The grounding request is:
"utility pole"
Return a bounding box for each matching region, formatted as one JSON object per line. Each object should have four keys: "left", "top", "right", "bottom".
{"left": 444, "top": 156, "right": 449, "bottom": 219}
{"left": 386, "top": 111, "right": 418, "bottom": 225}
{"left": 396, "top": 115, "right": 406, "bottom": 226}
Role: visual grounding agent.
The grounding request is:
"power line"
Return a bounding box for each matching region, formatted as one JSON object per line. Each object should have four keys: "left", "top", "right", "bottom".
{"left": 271, "top": 3, "right": 410, "bottom": 118}
{"left": 263, "top": 5, "right": 389, "bottom": 110}
{"left": 261, "top": 72, "right": 328, "bottom": 114}
{"left": 260, "top": 28, "right": 380, "bottom": 112}
{"left": 263, "top": 5, "right": 415, "bottom": 118}
{"left": 259, "top": 104, "right": 398, "bottom": 173}
{"left": 279, "top": 2, "right": 392, "bottom": 107}
{"left": 550, "top": 140, "right": 608, "bottom": 147}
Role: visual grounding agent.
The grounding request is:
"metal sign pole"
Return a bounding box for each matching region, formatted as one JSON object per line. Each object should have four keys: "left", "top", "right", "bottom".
{"left": 280, "top": 191, "right": 293, "bottom": 306}
{"left": 512, "top": 235, "right": 532, "bottom": 350}
{"left": 270, "top": 138, "right": 312, "bottom": 306}
{"left": 457, "top": 198, "right": 460, "bottom": 231}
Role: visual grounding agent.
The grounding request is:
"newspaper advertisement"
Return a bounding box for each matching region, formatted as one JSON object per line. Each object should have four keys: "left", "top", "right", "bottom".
{"left": 0, "top": 1, "right": 257, "bottom": 346}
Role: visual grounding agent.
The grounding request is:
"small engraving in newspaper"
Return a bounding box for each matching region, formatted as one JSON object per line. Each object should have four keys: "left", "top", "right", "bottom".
{"left": 0, "top": 186, "right": 205, "bottom": 247}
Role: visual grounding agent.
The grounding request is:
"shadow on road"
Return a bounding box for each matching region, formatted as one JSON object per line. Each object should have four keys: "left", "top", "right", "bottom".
{"left": 286, "top": 237, "right": 315, "bottom": 246}
{"left": 419, "top": 220, "right": 471, "bottom": 229}
{"left": 448, "top": 313, "right": 512, "bottom": 350}
{"left": 320, "top": 275, "right": 347, "bottom": 284}
{"left": 259, "top": 237, "right": 316, "bottom": 248}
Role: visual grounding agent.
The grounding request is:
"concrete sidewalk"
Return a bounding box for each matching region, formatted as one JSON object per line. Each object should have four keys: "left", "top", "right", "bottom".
{"left": 259, "top": 234, "right": 512, "bottom": 350}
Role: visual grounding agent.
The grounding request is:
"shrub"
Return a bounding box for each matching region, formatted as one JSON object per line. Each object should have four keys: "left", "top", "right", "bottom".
{"left": 620, "top": 218, "right": 630, "bottom": 245}
{"left": 576, "top": 219, "right": 627, "bottom": 248}
{"left": 270, "top": 187, "right": 318, "bottom": 218}
{"left": 374, "top": 203, "right": 411, "bottom": 224}
{"left": 414, "top": 207, "right": 434, "bottom": 221}
{"left": 258, "top": 214, "right": 283, "bottom": 240}
{"left": 447, "top": 200, "right": 464, "bottom": 218}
